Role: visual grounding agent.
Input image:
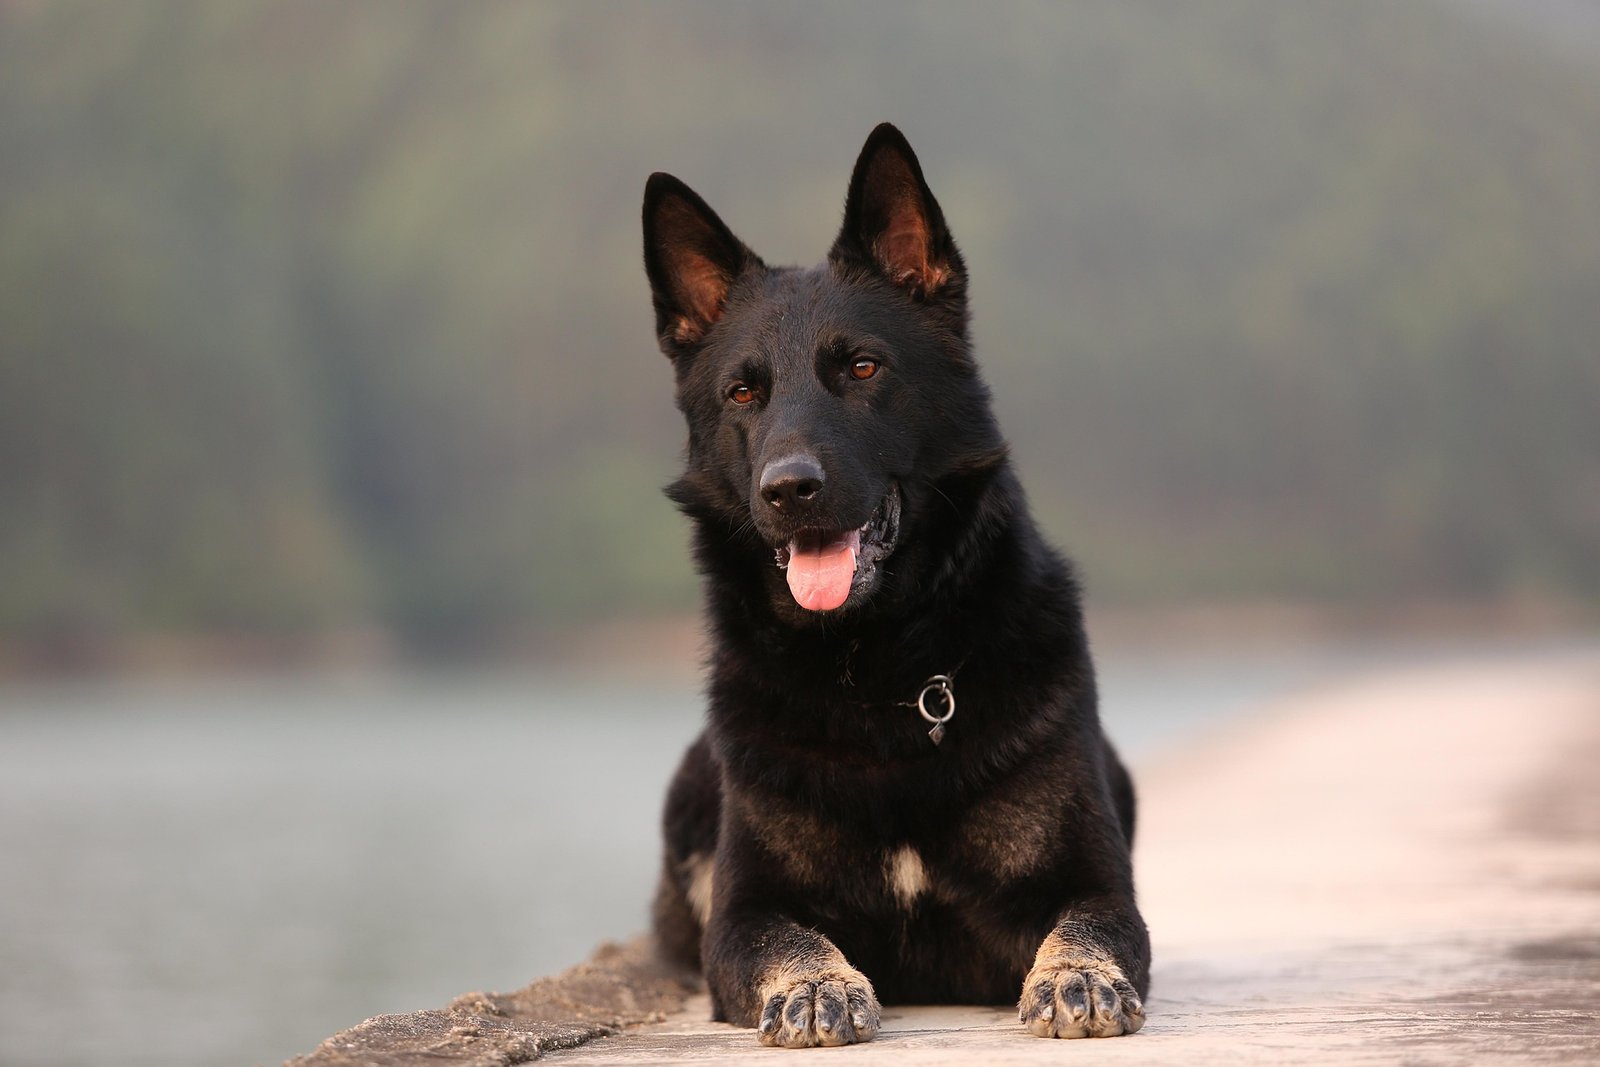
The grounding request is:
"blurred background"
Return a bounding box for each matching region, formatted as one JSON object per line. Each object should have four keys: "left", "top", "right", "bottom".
{"left": 1, "top": 2, "right": 1596, "bottom": 1065}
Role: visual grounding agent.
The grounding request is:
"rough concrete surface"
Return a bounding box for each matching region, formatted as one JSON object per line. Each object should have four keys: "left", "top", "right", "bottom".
{"left": 284, "top": 938, "right": 699, "bottom": 1067}
{"left": 288, "top": 648, "right": 1600, "bottom": 1065}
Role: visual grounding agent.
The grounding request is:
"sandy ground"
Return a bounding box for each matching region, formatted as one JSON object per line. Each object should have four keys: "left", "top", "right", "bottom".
{"left": 289, "top": 647, "right": 1600, "bottom": 1065}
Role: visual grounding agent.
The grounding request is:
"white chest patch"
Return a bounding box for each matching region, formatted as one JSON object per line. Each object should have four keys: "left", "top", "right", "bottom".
{"left": 887, "top": 845, "right": 929, "bottom": 905}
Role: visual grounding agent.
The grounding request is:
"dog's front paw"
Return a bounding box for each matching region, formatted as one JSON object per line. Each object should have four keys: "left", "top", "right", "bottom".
{"left": 756, "top": 970, "right": 881, "bottom": 1048}
{"left": 1018, "top": 955, "right": 1144, "bottom": 1039}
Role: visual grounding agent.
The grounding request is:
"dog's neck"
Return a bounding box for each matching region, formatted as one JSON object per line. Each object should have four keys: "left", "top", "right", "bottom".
{"left": 701, "top": 461, "right": 1078, "bottom": 700}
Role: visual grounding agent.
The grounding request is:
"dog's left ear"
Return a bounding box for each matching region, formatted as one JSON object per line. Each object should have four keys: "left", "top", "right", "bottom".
{"left": 830, "top": 123, "right": 963, "bottom": 306}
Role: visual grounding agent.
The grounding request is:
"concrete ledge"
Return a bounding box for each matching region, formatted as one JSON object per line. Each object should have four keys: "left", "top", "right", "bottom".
{"left": 284, "top": 938, "right": 700, "bottom": 1066}
{"left": 287, "top": 647, "right": 1600, "bottom": 1065}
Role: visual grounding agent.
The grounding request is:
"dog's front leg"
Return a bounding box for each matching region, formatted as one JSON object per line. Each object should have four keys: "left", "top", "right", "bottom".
{"left": 1018, "top": 898, "right": 1150, "bottom": 1039}
{"left": 700, "top": 788, "right": 883, "bottom": 1047}
{"left": 704, "top": 908, "right": 881, "bottom": 1048}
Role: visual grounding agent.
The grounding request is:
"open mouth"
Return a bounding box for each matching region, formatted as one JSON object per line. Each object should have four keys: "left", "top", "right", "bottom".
{"left": 773, "top": 486, "right": 901, "bottom": 612}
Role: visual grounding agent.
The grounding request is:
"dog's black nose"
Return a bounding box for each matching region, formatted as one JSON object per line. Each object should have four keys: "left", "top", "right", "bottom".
{"left": 759, "top": 454, "right": 825, "bottom": 512}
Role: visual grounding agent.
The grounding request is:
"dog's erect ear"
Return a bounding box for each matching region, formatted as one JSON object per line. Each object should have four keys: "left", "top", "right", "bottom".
{"left": 831, "top": 123, "right": 960, "bottom": 302}
{"left": 643, "top": 173, "right": 760, "bottom": 357}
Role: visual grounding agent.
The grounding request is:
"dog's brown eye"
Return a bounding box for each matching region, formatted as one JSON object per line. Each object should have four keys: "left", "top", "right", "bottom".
{"left": 850, "top": 358, "right": 880, "bottom": 381}
{"left": 729, "top": 383, "right": 755, "bottom": 404}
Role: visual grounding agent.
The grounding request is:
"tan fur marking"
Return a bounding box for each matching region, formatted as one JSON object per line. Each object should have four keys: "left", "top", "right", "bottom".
{"left": 886, "top": 845, "right": 928, "bottom": 905}
{"left": 683, "top": 851, "right": 714, "bottom": 927}
{"left": 671, "top": 315, "right": 702, "bottom": 344}
{"left": 741, "top": 803, "right": 844, "bottom": 886}
{"left": 955, "top": 783, "right": 1054, "bottom": 880}
{"left": 759, "top": 954, "right": 861, "bottom": 1000}
{"left": 1030, "top": 930, "right": 1117, "bottom": 973}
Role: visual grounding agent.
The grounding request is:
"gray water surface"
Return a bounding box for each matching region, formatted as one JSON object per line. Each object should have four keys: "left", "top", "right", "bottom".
{"left": 0, "top": 636, "right": 1579, "bottom": 1067}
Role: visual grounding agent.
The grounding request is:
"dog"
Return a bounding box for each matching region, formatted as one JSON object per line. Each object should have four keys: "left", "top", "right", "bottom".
{"left": 642, "top": 123, "right": 1149, "bottom": 1047}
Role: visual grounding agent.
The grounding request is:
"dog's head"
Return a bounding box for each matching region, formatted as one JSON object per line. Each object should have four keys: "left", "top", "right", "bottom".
{"left": 643, "top": 124, "right": 1008, "bottom": 624}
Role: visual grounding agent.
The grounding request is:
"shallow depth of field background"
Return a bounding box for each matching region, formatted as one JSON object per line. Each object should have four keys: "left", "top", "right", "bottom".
{"left": 1, "top": 3, "right": 1597, "bottom": 1066}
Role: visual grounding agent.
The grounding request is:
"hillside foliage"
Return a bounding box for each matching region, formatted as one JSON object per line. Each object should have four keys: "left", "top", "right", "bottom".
{"left": 2, "top": 1, "right": 1597, "bottom": 642}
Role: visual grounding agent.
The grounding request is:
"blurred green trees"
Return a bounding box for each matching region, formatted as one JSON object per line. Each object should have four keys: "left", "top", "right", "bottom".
{"left": 2, "top": 1, "right": 1596, "bottom": 643}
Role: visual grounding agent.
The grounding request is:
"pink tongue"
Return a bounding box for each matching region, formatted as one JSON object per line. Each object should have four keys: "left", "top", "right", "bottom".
{"left": 785, "top": 530, "right": 860, "bottom": 612}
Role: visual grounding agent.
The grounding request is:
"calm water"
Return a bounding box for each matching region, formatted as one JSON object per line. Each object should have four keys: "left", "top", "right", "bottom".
{"left": 0, "top": 636, "right": 1580, "bottom": 1067}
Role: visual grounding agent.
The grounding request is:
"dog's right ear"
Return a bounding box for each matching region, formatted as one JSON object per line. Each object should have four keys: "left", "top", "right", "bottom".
{"left": 830, "top": 123, "right": 962, "bottom": 306}
{"left": 643, "top": 173, "right": 760, "bottom": 359}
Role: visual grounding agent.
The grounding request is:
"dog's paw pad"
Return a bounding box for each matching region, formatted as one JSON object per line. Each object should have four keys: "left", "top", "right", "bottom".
{"left": 1018, "top": 957, "right": 1143, "bottom": 1039}
{"left": 757, "top": 974, "right": 880, "bottom": 1047}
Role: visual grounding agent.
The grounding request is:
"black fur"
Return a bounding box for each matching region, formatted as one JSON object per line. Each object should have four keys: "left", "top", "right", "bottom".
{"left": 643, "top": 123, "right": 1150, "bottom": 1046}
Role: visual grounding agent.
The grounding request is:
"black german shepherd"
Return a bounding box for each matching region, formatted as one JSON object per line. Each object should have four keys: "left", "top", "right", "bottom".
{"left": 642, "top": 124, "right": 1149, "bottom": 1047}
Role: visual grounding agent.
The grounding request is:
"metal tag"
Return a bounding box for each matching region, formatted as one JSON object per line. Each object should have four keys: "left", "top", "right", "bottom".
{"left": 916, "top": 675, "right": 955, "bottom": 746}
